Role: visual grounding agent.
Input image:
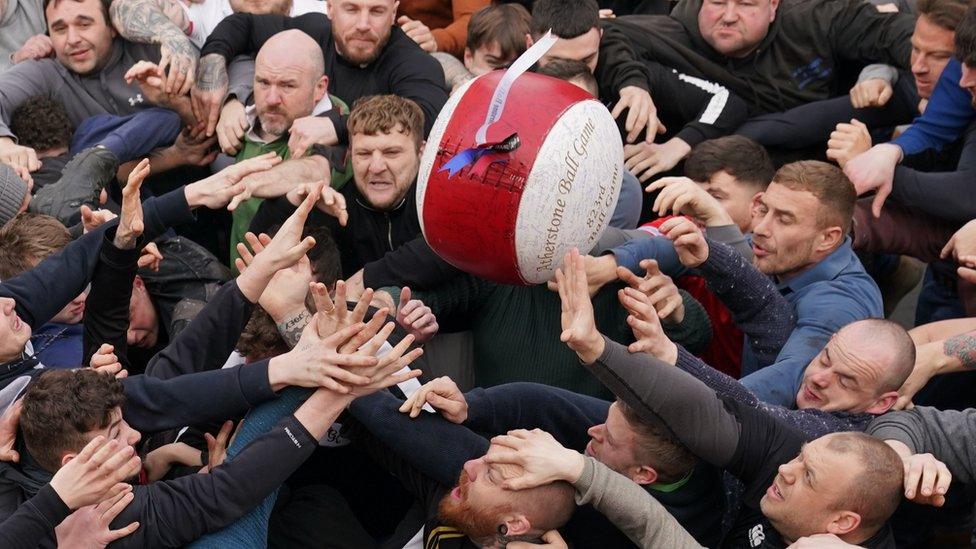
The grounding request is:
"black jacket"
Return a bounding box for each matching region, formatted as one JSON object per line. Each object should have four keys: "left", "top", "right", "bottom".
{"left": 607, "top": 0, "right": 915, "bottom": 115}
{"left": 200, "top": 13, "right": 448, "bottom": 140}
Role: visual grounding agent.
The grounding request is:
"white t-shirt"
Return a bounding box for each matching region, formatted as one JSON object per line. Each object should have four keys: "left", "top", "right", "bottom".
{"left": 180, "top": 0, "right": 326, "bottom": 49}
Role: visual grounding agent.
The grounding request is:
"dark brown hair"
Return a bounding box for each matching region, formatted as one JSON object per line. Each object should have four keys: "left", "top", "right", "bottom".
{"left": 10, "top": 96, "right": 73, "bottom": 153}
{"left": 917, "top": 0, "right": 974, "bottom": 32}
{"left": 21, "top": 369, "right": 126, "bottom": 472}
{"left": 684, "top": 136, "right": 774, "bottom": 192}
{"left": 467, "top": 4, "right": 531, "bottom": 61}
{"left": 0, "top": 213, "right": 71, "bottom": 281}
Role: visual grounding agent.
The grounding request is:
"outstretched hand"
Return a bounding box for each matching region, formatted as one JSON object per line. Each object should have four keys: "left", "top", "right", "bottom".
{"left": 660, "top": 216, "right": 708, "bottom": 268}
{"left": 617, "top": 259, "right": 684, "bottom": 324}
{"left": 399, "top": 376, "right": 467, "bottom": 422}
{"left": 185, "top": 151, "right": 281, "bottom": 210}
{"left": 115, "top": 158, "right": 149, "bottom": 250}
{"left": 617, "top": 285, "right": 679, "bottom": 365}
{"left": 396, "top": 287, "right": 439, "bottom": 343}
{"left": 554, "top": 249, "right": 605, "bottom": 364}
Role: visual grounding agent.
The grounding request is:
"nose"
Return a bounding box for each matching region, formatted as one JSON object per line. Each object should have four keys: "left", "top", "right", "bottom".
{"left": 587, "top": 424, "right": 604, "bottom": 442}
{"left": 66, "top": 26, "right": 82, "bottom": 44}
{"left": 128, "top": 428, "right": 142, "bottom": 447}
{"left": 809, "top": 369, "right": 832, "bottom": 388}
{"left": 355, "top": 11, "right": 371, "bottom": 31}
{"left": 265, "top": 87, "right": 282, "bottom": 106}
{"left": 0, "top": 298, "right": 14, "bottom": 316}
{"left": 912, "top": 55, "right": 927, "bottom": 76}
{"left": 722, "top": 3, "right": 738, "bottom": 21}
{"left": 777, "top": 461, "right": 797, "bottom": 484}
{"left": 367, "top": 151, "right": 386, "bottom": 174}
{"left": 960, "top": 65, "right": 976, "bottom": 89}
{"left": 752, "top": 213, "right": 771, "bottom": 237}
{"left": 462, "top": 458, "right": 481, "bottom": 480}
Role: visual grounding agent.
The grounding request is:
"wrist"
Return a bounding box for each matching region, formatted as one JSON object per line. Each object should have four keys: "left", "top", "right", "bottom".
{"left": 268, "top": 354, "right": 288, "bottom": 392}
{"left": 660, "top": 341, "right": 679, "bottom": 365}
{"left": 560, "top": 450, "right": 586, "bottom": 483}
{"left": 594, "top": 255, "right": 619, "bottom": 286}
{"left": 577, "top": 333, "right": 606, "bottom": 364}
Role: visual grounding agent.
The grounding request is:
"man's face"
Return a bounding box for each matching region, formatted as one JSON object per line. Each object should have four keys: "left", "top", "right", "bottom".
{"left": 760, "top": 438, "right": 860, "bottom": 541}
{"left": 127, "top": 278, "right": 159, "bottom": 349}
{"left": 327, "top": 0, "right": 396, "bottom": 65}
{"left": 910, "top": 15, "right": 955, "bottom": 99}
{"left": 959, "top": 62, "right": 976, "bottom": 107}
{"left": 46, "top": 0, "right": 117, "bottom": 75}
{"left": 438, "top": 445, "right": 524, "bottom": 538}
{"left": 253, "top": 62, "right": 325, "bottom": 139}
{"left": 229, "top": 0, "right": 292, "bottom": 15}
{"left": 0, "top": 297, "right": 30, "bottom": 363}
{"left": 50, "top": 290, "right": 87, "bottom": 325}
{"left": 750, "top": 183, "right": 824, "bottom": 279}
{"left": 539, "top": 28, "right": 602, "bottom": 73}
{"left": 351, "top": 128, "right": 421, "bottom": 210}
{"left": 698, "top": 0, "right": 778, "bottom": 58}
{"left": 700, "top": 170, "right": 760, "bottom": 233}
{"left": 464, "top": 41, "right": 517, "bottom": 76}
{"left": 585, "top": 402, "right": 646, "bottom": 480}
{"left": 796, "top": 330, "right": 892, "bottom": 413}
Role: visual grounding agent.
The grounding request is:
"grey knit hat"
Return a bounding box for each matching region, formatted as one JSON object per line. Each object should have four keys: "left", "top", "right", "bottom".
{"left": 0, "top": 164, "right": 28, "bottom": 227}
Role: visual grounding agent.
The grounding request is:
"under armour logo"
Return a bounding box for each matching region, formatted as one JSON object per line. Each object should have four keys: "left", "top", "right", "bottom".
{"left": 128, "top": 94, "right": 144, "bottom": 107}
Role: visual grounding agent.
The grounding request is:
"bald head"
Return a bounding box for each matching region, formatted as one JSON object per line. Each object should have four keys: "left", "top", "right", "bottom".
{"left": 839, "top": 319, "right": 915, "bottom": 393}
{"left": 252, "top": 29, "right": 328, "bottom": 140}
{"left": 257, "top": 29, "right": 325, "bottom": 82}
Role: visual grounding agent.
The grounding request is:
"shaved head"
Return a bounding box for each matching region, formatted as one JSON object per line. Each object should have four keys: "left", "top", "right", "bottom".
{"left": 839, "top": 319, "right": 915, "bottom": 393}
{"left": 257, "top": 29, "right": 325, "bottom": 81}
{"left": 252, "top": 29, "right": 329, "bottom": 140}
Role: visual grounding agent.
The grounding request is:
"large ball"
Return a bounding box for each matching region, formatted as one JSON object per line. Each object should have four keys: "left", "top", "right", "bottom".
{"left": 417, "top": 71, "right": 623, "bottom": 285}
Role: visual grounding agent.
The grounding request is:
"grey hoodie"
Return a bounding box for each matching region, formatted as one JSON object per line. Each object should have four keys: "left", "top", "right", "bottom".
{"left": 868, "top": 407, "right": 976, "bottom": 486}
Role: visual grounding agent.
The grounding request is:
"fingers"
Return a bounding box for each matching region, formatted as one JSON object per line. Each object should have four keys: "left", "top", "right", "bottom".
{"left": 941, "top": 234, "right": 956, "bottom": 260}
{"left": 871, "top": 182, "right": 891, "bottom": 218}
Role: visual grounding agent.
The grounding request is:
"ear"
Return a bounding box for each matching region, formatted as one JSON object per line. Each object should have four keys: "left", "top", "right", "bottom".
{"left": 525, "top": 34, "right": 534, "bottom": 49}
{"left": 825, "top": 510, "right": 861, "bottom": 537}
{"left": 325, "top": 0, "right": 334, "bottom": 20}
{"left": 865, "top": 391, "right": 899, "bottom": 414}
{"left": 418, "top": 139, "right": 426, "bottom": 157}
{"left": 502, "top": 514, "right": 532, "bottom": 537}
{"left": 768, "top": 0, "right": 781, "bottom": 18}
{"left": 815, "top": 226, "right": 844, "bottom": 254}
{"left": 390, "top": 0, "right": 400, "bottom": 24}
{"left": 463, "top": 47, "right": 474, "bottom": 68}
{"left": 60, "top": 452, "right": 77, "bottom": 468}
{"left": 314, "top": 75, "right": 328, "bottom": 102}
{"left": 631, "top": 465, "right": 658, "bottom": 486}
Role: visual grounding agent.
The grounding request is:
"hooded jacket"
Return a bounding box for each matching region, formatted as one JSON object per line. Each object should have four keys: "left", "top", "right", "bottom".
{"left": 607, "top": 0, "right": 914, "bottom": 115}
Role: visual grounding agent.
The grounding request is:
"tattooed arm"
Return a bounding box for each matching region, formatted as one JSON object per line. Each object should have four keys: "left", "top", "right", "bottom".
{"left": 276, "top": 310, "right": 312, "bottom": 349}
{"left": 895, "top": 329, "right": 976, "bottom": 409}
{"left": 110, "top": 0, "right": 199, "bottom": 94}
{"left": 191, "top": 53, "right": 230, "bottom": 137}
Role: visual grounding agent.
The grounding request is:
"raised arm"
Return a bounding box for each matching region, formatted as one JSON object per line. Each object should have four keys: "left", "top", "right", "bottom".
{"left": 109, "top": 0, "right": 198, "bottom": 94}
{"left": 868, "top": 406, "right": 976, "bottom": 486}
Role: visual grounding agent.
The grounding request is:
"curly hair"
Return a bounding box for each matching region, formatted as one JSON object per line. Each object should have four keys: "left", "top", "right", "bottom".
{"left": 21, "top": 369, "right": 126, "bottom": 472}
{"left": 9, "top": 96, "right": 72, "bottom": 153}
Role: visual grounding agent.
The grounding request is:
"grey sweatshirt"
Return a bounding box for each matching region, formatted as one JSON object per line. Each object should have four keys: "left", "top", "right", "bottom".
{"left": 0, "top": 0, "right": 45, "bottom": 73}
{"left": 867, "top": 407, "right": 976, "bottom": 485}
{"left": 574, "top": 456, "right": 705, "bottom": 549}
{"left": 0, "top": 38, "right": 250, "bottom": 140}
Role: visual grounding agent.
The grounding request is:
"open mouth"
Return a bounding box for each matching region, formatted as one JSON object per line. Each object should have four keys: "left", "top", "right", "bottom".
{"left": 766, "top": 481, "right": 784, "bottom": 501}
{"left": 802, "top": 384, "right": 822, "bottom": 403}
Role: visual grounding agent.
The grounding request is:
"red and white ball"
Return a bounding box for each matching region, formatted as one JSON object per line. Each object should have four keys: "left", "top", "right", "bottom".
{"left": 417, "top": 71, "right": 623, "bottom": 285}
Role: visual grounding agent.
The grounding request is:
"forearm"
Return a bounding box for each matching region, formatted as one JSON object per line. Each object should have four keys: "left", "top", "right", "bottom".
{"left": 144, "top": 281, "right": 253, "bottom": 379}
{"left": 82, "top": 228, "right": 142, "bottom": 368}
{"left": 910, "top": 318, "right": 976, "bottom": 344}
{"left": 110, "top": 0, "right": 191, "bottom": 45}
{"left": 585, "top": 336, "right": 741, "bottom": 467}
{"left": 574, "top": 456, "right": 704, "bottom": 549}
{"left": 890, "top": 167, "right": 976, "bottom": 223}
{"left": 0, "top": 484, "right": 70, "bottom": 549}
{"left": 249, "top": 156, "right": 331, "bottom": 199}
{"left": 868, "top": 407, "right": 976, "bottom": 485}
{"left": 675, "top": 346, "right": 759, "bottom": 407}
{"left": 698, "top": 238, "right": 795, "bottom": 364}
{"left": 349, "top": 389, "right": 488, "bottom": 486}
{"left": 122, "top": 360, "right": 275, "bottom": 431}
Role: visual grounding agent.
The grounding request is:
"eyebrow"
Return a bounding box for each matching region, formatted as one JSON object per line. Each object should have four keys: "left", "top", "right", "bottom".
{"left": 801, "top": 450, "right": 820, "bottom": 485}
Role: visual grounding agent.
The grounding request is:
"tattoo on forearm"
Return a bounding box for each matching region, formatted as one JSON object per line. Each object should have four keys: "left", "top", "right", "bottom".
{"left": 110, "top": 0, "right": 190, "bottom": 48}
{"left": 944, "top": 332, "right": 976, "bottom": 369}
{"left": 277, "top": 310, "right": 311, "bottom": 349}
{"left": 197, "top": 54, "right": 229, "bottom": 91}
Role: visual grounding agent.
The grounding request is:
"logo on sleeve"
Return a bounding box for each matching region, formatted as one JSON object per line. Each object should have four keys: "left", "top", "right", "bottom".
{"left": 128, "top": 94, "right": 144, "bottom": 107}
{"left": 284, "top": 427, "right": 302, "bottom": 448}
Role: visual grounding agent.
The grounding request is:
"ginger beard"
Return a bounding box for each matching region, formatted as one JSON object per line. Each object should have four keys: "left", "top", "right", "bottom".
{"left": 437, "top": 470, "right": 508, "bottom": 540}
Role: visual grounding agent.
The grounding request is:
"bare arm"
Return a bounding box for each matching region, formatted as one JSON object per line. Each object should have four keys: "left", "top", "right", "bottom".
{"left": 109, "top": 0, "right": 198, "bottom": 94}
{"left": 909, "top": 318, "right": 976, "bottom": 344}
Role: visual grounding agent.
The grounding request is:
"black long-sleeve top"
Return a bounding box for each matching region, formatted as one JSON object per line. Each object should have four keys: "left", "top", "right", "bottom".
{"left": 200, "top": 13, "right": 448, "bottom": 140}
{"left": 584, "top": 337, "right": 896, "bottom": 548}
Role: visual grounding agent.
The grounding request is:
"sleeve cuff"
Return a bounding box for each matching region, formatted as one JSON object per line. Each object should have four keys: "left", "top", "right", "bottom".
{"left": 239, "top": 358, "right": 277, "bottom": 404}
{"left": 572, "top": 456, "right": 598, "bottom": 504}
{"left": 29, "top": 483, "right": 72, "bottom": 527}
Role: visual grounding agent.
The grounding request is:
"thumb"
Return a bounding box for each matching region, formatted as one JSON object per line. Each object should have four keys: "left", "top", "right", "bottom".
{"left": 879, "top": 85, "right": 893, "bottom": 105}
{"left": 941, "top": 234, "right": 956, "bottom": 259}
{"left": 852, "top": 119, "right": 868, "bottom": 131}
{"left": 397, "top": 15, "right": 411, "bottom": 24}
{"left": 872, "top": 184, "right": 891, "bottom": 218}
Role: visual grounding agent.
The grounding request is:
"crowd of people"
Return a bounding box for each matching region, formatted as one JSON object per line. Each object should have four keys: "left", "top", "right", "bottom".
{"left": 0, "top": 0, "right": 975, "bottom": 546}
